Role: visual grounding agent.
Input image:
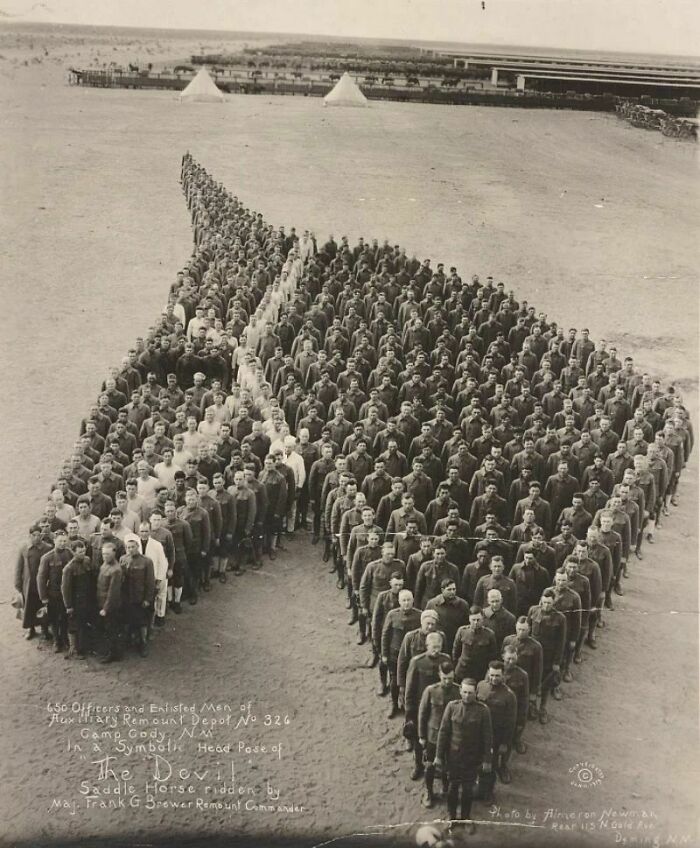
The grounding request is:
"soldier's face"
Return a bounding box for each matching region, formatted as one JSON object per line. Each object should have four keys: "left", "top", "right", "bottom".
{"left": 443, "top": 584, "right": 457, "bottom": 601}
{"left": 439, "top": 670, "right": 455, "bottom": 686}
{"left": 488, "top": 669, "right": 504, "bottom": 687}
{"left": 460, "top": 682, "right": 477, "bottom": 704}
{"left": 426, "top": 635, "right": 443, "bottom": 656}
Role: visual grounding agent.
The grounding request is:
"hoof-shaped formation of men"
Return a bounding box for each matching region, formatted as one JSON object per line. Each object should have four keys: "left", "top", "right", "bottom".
{"left": 14, "top": 153, "right": 693, "bottom": 823}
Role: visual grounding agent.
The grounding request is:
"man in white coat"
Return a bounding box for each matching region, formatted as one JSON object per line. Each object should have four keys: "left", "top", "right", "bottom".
{"left": 137, "top": 522, "right": 169, "bottom": 630}
{"left": 283, "top": 435, "right": 307, "bottom": 535}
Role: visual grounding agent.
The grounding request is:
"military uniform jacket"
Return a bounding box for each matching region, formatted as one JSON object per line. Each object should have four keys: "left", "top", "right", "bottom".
{"left": 347, "top": 524, "right": 384, "bottom": 570}
{"left": 483, "top": 605, "right": 517, "bottom": 649}
{"left": 574, "top": 556, "right": 603, "bottom": 602}
{"left": 166, "top": 517, "right": 194, "bottom": 560}
{"left": 405, "top": 651, "right": 452, "bottom": 717}
{"left": 461, "top": 561, "right": 492, "bottom": 605}
{"left": 502, "top": 634, "right": 543, "bottom": 695}
{"left": 371, "top": 589, "right": 401, "bottom": 647}
{"left": 527, "top": 606, "right": 567, "bottom": 667}
{"left": 425, "top": 595, "right": 470, "bottom": 654}
{"left": 473, "top": 574, "right": 517, "bottom": 614}
{"left": 414, "top": 560, "right": 460, "bottom": 610}
{"left": 397, "top": 627, "right": 445, "bottom": 689}
{"left": 452, "top": 625, "right": 499, "bottom": 681}
{"left": 350, "top": 544, "right": 382, "bottom": 592}
{"left": 230, "top": 490, "right": 257, "bottom": 538}
{"left": 15, "top": 540, "right": 53, "bottom": 628}
{"left": 405, "top": 551, "right": 430, "bottom": 595}
{"left": 509, "top": 561, "right": 551, "bottom": 617}
{"left": 96, "top": 562, "right": 123, "bottom": 613}
{"left": 557, "top": 570, "right": 591, "bottom": 625}
{"left": 502, "top": 665, "right": 530, "bottom": 727}
{"left": 476, "top": 680, "right": 518, "bottom": 741}
{"left": 120, "top": 554, "right": 156, "bottom": 606}
{"left": 359, "top": 558, "right": 406, "bottom": 613}
{"left": 380, "top": 606, "right": 422, "bottom": 662}
{"left": 553, "top": 586, "right": 582, "bottom": 644}
{"left": 177, "top": 505, "right": 211, "bottom": 552}
{"left": 436, "top": 699, "right": 493, "bottom": 778}
{"left": 37, "top": 547, "right": 73, "bottom": 604}
{"left": 418, "top": 681, "right": 461, "bottom": 745}
{"left": 61, "top": 554, "right": 96, "bottom": 614}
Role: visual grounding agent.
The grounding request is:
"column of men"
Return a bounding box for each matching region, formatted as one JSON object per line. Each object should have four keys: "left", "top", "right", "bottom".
{"left": 14, "top": 157, "right": 693, "bottom": 825}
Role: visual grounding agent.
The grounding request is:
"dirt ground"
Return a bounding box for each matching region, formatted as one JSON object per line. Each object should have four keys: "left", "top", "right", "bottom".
{"left": 0, "top": 25, "right": 698, "bottom": 848}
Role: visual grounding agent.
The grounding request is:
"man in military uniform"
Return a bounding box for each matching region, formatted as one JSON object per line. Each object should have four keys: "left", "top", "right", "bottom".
{"left": 551, "top": 571, "right": 582, "bottom": 693}
{"left": 482, "top": 588, "right": 517, "bottom": 650}
{"left": 371, "top": 573, "right": 403, "bottom": 684}
{"left": 15, "top": 525, "right": 53, "bottom": 641}
{"left": 359, "top": 542, "right": 406, "bottom": 659}
{"left": 397, "top": 609, "right": 442, "bottom": 700}
{"left": 558, "top": 557, "right": 591, "bottom": 665}
{"left": 568, "top": 539, "right": 603, "bottom": 650}
{"left": 96, "top": 540, "right": 123, "bottom": 663}
{"left": 460, "top": 548, "right": 492, "bottom": 605}
{"left": 503, "top": 617, "right": 543, "bottom": 721}
{"left": 163, "top": 500, "right": 193, "bottom": 610}
{"left": 593, "top": 513, "right": 622, "bottom": 611}
{"left": 61, "top": 539, "right": 96, "bottom": 659}
{"left": 473, "top": 555, "right": 517, "bottom": 615}
{"left": 350, "top": 529, "right": 383, "bottom": 652}
{"left": 176, "top": 487, "right": 211, "bottom": 594}
{"left": 414, "top": 542, "right": 460, "bottom": 610}
{"left": 527, "top": 589, "right": 566, "bottom": 723}
{"left": 434, "top": 678, "right": 493, "bottom": 832}
{"left": 346, "top": 505, "right": 384, "bottom": 626}
{"left": 229, "top": 469, "right": 257, "bottom": 574}
{"left": 477, "top": 660, "right": 518, "bottom": 789}
{"left": 120, "top": 534, "right": 156, "bottom": 657}
{"left": 509, "top": 549, "right": 550, "bottom": 617}
{"left": 426, "top": 578, "right": 469, "bottom": 654}
{"left": 502, "top": 643, "right": 530, "bottom": 755}
{"left": 37, "top": 529, "right": 73, "bottom": 653}
{"left": 381, "top": 588, "right": 422, "bottom": 716}
{"left": 453, "top": 605, "right": 499, "bottom": 683}
{"left": 405, "top": 631, "right": 451, "bottom": 781}
{"left": 417, "top": 660, "right": 460, "bottom": 808}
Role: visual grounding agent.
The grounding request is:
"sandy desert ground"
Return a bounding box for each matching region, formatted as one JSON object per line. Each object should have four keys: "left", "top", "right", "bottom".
{"left": 0, "top": 23, "right": 698, "bottom": 848}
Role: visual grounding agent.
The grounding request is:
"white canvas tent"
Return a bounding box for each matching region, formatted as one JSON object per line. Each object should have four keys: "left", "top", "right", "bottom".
{"left": 323, "top": 72, "right": 368, "bottom": 107}
{"left": 179, "top": 67, "right": 224, "bottom": 103}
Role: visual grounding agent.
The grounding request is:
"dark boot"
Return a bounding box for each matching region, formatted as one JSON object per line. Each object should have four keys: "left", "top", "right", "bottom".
{"left": 498, "top": 753, "right": 512, "bottom": 784}
{"left": 356, "top": 614, "right": 367, "bottom": 645}
{"left": 139, "top": 627, "right": 149, "bottom": 658}
{"left": 376, "top": 662, "right": 389, "bottom": 696}
{"left": 422, "top": 765, "right": 435, "bottom": 808}
{"left": 64, "top": 633, "right": 77, "bottom": 659}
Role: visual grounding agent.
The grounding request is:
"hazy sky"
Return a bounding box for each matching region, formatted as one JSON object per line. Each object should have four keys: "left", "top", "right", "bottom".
{"left": 2, "top": 0, "right": 698, "bottom": 56}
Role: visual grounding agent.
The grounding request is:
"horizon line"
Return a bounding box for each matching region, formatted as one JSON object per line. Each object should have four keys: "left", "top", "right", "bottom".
{"left": 2, "top": 18, "right": 700, "bottom": 61}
